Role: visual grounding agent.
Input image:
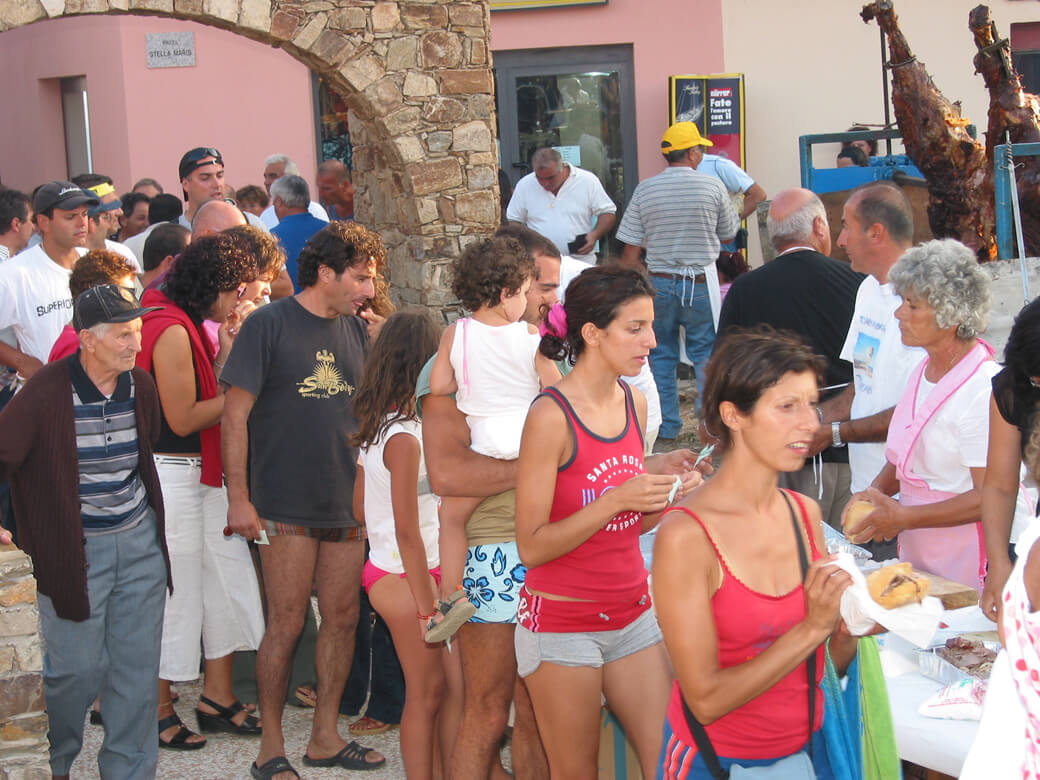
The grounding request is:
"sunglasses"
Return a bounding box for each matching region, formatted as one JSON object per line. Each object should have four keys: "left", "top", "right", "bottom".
{"left": 183, "top": 147, "right": 223, "bottom": 165}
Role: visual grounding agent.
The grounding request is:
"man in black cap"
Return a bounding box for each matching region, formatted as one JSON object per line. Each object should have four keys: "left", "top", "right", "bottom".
{"left": 0, "top": 181, "right": 96, "bottom": 382}
{"left": 0, "top": 284, "right": 169, "bottom": 780}
{"left": 177, "top": 146, "right": 268, "bottom": 232}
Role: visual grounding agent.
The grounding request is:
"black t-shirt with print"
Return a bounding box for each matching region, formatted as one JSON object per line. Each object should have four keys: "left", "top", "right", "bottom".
{"left": 221, "top": 297, "right": 368, "bottom": 528}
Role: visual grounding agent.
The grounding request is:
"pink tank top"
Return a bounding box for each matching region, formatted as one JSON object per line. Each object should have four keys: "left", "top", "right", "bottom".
{"left": 523, "top": 382, "right": 649, "bottom": 611}
{"left": 664, "top": 492, "right": 825, "bottom": 760}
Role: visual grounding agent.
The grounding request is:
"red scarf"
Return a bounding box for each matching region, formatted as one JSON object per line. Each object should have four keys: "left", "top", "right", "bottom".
{"left": 138, "top": 289, "right": 223, "bottom": 487}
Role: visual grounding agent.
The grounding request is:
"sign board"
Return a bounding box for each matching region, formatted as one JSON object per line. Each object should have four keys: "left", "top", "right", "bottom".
{"left": 668, "top": 73, "right": 746, "bottom": 171}
{"left": 553, "top": 145, "right": 582, "bottom": 167}
{"left": 491, "top": 0, "right": 606, "bottom": 10}
{"left": 146, "top": 32, "right": 196, "bottom": 69}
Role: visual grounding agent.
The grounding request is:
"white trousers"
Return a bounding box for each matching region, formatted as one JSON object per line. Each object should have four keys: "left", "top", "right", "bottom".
{"left": 155, "top": 457, "right": 265, "bottom": 681}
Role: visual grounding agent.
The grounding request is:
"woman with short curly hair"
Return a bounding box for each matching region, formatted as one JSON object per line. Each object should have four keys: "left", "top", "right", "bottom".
{"left": 841, "top": 238, "right": 997, "bottom": 589}
{"left": 137, "top": 233, "right": 266, "bottom": 749}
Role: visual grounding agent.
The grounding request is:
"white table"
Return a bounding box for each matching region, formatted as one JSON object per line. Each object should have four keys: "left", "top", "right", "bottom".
{"left": 880, "top": 607, "right": 994, "bottom": 777}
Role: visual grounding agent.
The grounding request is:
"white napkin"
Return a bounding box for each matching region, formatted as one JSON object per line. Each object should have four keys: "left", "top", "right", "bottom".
{"left": 827, "top": 552, "right": 943, "bottom": 648}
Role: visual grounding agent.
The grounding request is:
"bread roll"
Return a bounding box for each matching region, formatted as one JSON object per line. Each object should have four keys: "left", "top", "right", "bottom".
{"left": 867, "top": 562, "right": 931, "bottom": 608}
{"left": 843, "top": 499, "right": 875, "bottom": 541}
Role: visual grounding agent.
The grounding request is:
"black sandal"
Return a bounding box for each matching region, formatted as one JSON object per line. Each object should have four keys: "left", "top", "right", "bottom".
{"left": 158, "top": 712, "right": 207, "bottom": 750}
{"left": 302, "top": 740, "right": 386, "bottom": 770}
{"left": 250, "top": 755, "right": 299, "bottom": 779}
{"left": 195, "top": 694, "right": 262, "bottom": 735}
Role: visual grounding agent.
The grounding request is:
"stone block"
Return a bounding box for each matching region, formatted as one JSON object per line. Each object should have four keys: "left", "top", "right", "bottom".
{"left": 0, "top": 674, "right": 43, "bottom": 720}
{"left": 401, "top": 3, "right": 447, "bottom": 29}
{"left": 65, "top": 0, "right": 108, "bottom": 13}
{"left": 310, "top": 29, "right": 355, "bottom": 68}
{"left": 238, "top": 0, "right": 270, "bottom": 31}
{"left": 421, "top": 96, "right": 465, "bottom": 124}
{"left": 363, "top": 76, "right": 403, "bottom": 116}
{"left": 269, "top": 10, "right": 301, "bottom": 39}
{"left": 38, "top": 0, "right": 64, "bottom": 18}
{"left": 202, "top": 0, "right": 236, "bottom": 22}
{"left": 370, "top": 1, "right": 399, "bottom": 31}
{"left": 292, "top": 11, "right": 326, "bottom": 50}
{"left": 438, "top": 197, "right": 456, "bottom": 224}
{"left": 0, "top": 607, "right": 38, "bottom": 637}
{"left": 426, "top": 131, "right": 451, "bottom": 153}
{"left": 0, "top": 646, "right": 14, "bottom": 673}
{"left": 452, "top": 120, "right": 491, "bottom": 152}
{"left": 466, "top": 93, "right": 493, "bottom": 119}
{"left": 11, "top": 635, "right": 42, "bottom": 672}
{"left": 393, "top": 136, "right": 425, "bottom": 164}
{"left": 454, "top": 191, "right": 497, "bottom": 224}
{"left": 128, "top": 0, "right": 173, "bottom": 10}
{"left": 448, "top": 3, "right": 484, "bottom": 27}
{"left": 420, "top": 32, "right": 462, "bottom": 69}
{"left": 0, "top": 578, "right": 35, "bottom": 608}
{"left": 408, "top": 159, "right": 463, "bottom": 196}
{"left": 173, "top": 0, "right": 204, "bottom": 15}
{"left": 385, "top": 37, "right": 416, "bottom": 70}
{"left": 107, "top": 0, "right": 128, "bottom": 9}
{"left": 416, "top": 198, "right": 439, "bottom": 225}
{"left": 0, "top": 551, "right": 31, "bottom": 581}
{"left": 383, "top": 106, "right": 421, "bottom": 136}
{"left": 465, "top": 152, "right": 497, "bottom": 166}
{"left": 0, "top": 762, "right": 51, "bottom": 780}
{"left": 439, "top": 69, "right": 492, "bottom": 95}
{"left": 469, "top": 39, "right": 487, "bottom": 66}
{"left": 0, "top": 714, "right": 48, "bottom": 744}
{"left": 467, "top": 165, "right": 496, "bottom": 190}
{"left": 338, "top": 55, "right": 385, "bottom": 93}
{"left": 328, "top": 6, "right": 366, "bottom": 30}
{"left": 402, "top": 71, "right": 436, "bottom": 97}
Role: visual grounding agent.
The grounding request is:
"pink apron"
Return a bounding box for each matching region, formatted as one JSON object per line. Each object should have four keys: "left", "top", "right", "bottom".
{"left": 884, "top": 341, "right": 994, "bottom": 593}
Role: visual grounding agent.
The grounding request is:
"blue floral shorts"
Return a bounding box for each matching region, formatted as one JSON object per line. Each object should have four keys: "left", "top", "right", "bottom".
{"left": 463, "top": 542, "right": 526, "bottom": 623}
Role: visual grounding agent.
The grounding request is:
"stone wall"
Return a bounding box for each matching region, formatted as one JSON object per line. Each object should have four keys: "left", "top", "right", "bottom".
{"left": 0, "top": 546, "right": 48, "bottom": 780}
{"left": 0, "top": 0, "right": 501, "bottom": 309}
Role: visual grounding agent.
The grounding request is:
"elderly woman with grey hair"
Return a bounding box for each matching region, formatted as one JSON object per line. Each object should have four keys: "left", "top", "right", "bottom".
{"left": 841, "top": 238, "right": 995, "bottom": 589}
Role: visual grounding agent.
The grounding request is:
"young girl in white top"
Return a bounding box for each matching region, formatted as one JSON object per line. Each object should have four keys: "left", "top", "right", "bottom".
{"left": 352, "top": 312, "right": 462, "bottom": 780}
{"left": 428, "top": 236, "right": 561, "bottom": 641}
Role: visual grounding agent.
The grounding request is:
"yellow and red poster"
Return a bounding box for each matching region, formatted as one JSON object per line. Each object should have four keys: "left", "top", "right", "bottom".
{"left": 668, "top": 73, "right": 746, "bottom": 170}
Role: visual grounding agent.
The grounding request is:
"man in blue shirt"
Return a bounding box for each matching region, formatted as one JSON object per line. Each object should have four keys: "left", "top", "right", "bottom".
{"left": 270, "top": 176, "right": 327, "bottom": 291}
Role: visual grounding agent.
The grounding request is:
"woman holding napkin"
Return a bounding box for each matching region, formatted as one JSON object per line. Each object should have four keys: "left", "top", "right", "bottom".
{"left": 841, "top": 239, "right": 994, "bottom": 592}
{"left": 654, "top": 329, "right": 856, "bottom": 779}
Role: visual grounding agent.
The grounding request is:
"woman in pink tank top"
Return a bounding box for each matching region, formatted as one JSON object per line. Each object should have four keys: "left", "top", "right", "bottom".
{"left": 515, "top": 267, "right": 703, "bottom": 779}
{"left": 653, "top": 330, "right": 858, "bottom": 779}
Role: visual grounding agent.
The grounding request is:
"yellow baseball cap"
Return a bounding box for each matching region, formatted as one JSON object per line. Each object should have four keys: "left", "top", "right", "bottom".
{"left": 661, "top": 122, "right": 713, "bottom": 154}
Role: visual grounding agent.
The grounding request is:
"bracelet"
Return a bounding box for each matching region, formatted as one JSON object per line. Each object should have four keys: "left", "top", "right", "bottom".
{"left": 831, "top": 420, "right": 846, "bottom": 448}
{"left": 417, "top": 609, "right": 436, "bottom": 621}
{"left": 214, "top": 360, "right": 225, "bottom": 370}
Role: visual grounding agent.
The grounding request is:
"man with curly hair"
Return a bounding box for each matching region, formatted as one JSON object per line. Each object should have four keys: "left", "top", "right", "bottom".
{"left": 221, "top": 221, "right": 387, "bottom": 778}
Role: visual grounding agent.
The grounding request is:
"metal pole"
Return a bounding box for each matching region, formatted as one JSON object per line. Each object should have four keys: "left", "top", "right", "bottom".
{"left": 1006, "top": 141, "right": 1030, "bottom": 300}
{"left": 881, "top": 28, "right": 893, "bottom": 156}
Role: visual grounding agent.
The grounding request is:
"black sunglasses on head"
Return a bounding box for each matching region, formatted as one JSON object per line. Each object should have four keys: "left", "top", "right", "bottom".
{"left": 183, "top": 147, "right": 223, "bottom": 164}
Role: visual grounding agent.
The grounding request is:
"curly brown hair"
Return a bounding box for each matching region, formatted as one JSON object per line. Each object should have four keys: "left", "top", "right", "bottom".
{"left": 223, "top": 224, "right": 286, "bottom": 279}
{"left": 350, "top": 311, "right": 440, "bottom": 449}
{"left": 450, "top": 236, "right": 534, "bottom": 312}
{"left": 70, "top": 249, "right": 137, "bottom": 298}
{"left": 297, "top": 221, "right": 388, "bottom": 289}
{"left": 163, "top": 233, "right": 258, "bottom": 322}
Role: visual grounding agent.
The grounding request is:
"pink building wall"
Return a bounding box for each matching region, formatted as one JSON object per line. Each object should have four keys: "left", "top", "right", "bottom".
{"left": 490, "top": 2, "right": 727, "bottom": 185}
{"left": 0, "top": 15, "right": 317, "bottom": 199}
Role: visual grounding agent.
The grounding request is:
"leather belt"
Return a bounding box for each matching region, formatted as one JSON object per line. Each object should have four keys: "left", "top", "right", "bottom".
{"left": 648, "top": 270, "right": 706, "bottom": 284}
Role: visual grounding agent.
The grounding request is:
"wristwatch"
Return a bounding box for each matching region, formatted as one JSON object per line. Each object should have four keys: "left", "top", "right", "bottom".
{"left": 831, "top": 421, "right": 846, "bottom": 448}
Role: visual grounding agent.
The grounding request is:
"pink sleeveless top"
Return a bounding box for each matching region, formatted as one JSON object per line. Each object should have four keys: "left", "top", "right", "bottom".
{"left": 664, "top": 492, "right": 825, "bottom": 761}
{"left": 519, "top": 382, "right": 650, "bottom": 633}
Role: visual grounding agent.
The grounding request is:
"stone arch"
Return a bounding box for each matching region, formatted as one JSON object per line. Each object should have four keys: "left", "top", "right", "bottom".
{"left": 0, "top": 0, "right": 500, "bottom": 307}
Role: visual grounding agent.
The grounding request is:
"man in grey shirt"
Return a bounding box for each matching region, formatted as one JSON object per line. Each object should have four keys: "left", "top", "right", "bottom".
{"left": 617, "top": 122, "right": 738, "bottom": 441}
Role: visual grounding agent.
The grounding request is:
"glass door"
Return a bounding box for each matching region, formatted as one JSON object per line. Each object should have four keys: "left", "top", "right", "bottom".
{"left": 494, "top": 45, "right": 637, "bottom": 257}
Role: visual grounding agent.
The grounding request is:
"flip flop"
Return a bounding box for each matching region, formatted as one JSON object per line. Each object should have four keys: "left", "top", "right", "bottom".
{"left": 349, "top": 715, "right": 393, "bottom": 735}
{"left": 291, "top": 683, "right": 317, "bottom": 708}
{"left": 302, "top": 740, "right": 386, "bottom": 771}
{"left": 250, "top": 756, "right": 299, "bottom": 779}
{"left": 424, "top": 590, "right": 477, "bottom": 643}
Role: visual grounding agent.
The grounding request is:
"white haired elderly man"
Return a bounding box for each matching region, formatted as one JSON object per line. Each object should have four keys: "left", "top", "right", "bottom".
{"left": 269, "top": 175, "right": 328, "bottom": 292}
{"left": 716, "top": 187, "right": 863, "bottom": 527}
{"left": 259, "top": 154, "right": 329, "bottom": 228}
{"left": 0, "top": 284, "right": 167, "bottom": 779}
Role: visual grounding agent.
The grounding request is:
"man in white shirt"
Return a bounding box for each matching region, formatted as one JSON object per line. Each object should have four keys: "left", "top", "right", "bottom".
{"left": 816, "top": 182, "right": 924, "bottom": 554}
{"left": 0, "top": 188, "right": 33, "bottom": 262}
{"left": 0, "top": 182, "right": 94, "bottom": 380}
{"left": 176, "top": 146, "right": 269, "bottom": 233}
{"left": 506, "top": 147, "right": 616, "bottom": 264}
{"left": 259, "top": 154, "right": 329, "bottom": 228}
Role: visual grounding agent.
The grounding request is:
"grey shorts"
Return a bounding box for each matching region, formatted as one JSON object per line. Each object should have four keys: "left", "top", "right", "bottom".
{"left": 514, "top": 607, "right": 662, "bottom": 678}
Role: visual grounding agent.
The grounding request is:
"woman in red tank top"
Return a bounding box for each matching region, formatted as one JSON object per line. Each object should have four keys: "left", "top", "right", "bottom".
{"left": 515, "top": 267, "right": 702, "bottom": 779}
{"left": 653, "top": 330, "right": 859, "bottom": 779}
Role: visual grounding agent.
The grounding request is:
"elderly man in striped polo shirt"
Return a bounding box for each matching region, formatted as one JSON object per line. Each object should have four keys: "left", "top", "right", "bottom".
{"left": 618, "top": 122, "right": 739, "bottom": 444}
{"left": 0, "top": 284, "right": 168, "bottom": 779}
